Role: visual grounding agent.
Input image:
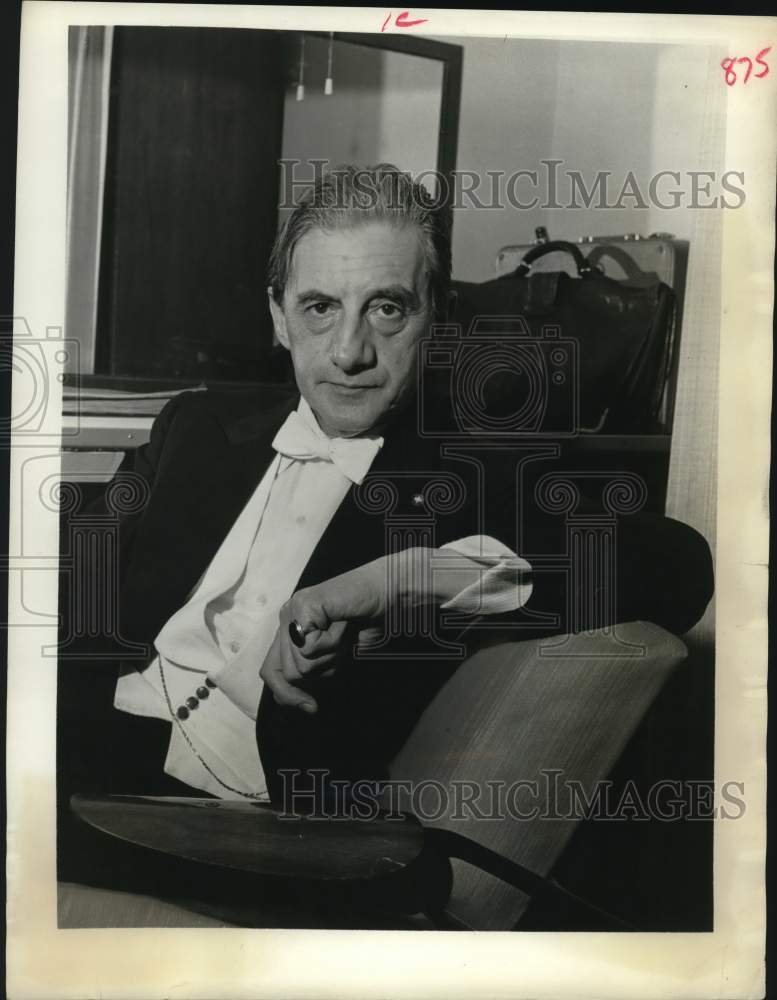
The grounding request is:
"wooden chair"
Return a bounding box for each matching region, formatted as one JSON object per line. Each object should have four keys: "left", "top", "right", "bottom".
{"left": 71, "top": 620, "right": 688, "bottom": 930}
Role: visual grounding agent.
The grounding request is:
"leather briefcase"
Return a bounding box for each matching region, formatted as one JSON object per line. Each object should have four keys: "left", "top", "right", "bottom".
{"left": 445, "top": 239, "right": 680, "bottom": 435}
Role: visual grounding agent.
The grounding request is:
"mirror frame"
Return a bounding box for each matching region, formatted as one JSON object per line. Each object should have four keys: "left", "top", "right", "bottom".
{"left": 305, "top": 31, "right": 463, "bottom": 194}
{"left": 64, "top": 30, "right": 463, "bottom": 396}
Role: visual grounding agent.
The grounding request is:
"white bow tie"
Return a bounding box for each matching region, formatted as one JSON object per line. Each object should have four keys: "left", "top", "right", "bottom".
{"left": 272, "top": 408, "right": 383, "bottom": 485}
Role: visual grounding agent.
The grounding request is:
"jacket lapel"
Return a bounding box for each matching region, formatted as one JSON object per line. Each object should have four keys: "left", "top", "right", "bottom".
{"left": 121, "top": 391, "right": 297, "bottom": 643}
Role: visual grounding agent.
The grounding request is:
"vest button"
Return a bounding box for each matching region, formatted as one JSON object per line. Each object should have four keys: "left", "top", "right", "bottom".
{"left": 196, "top": 686, "right": 210, "bottom": 700}
{"left": 185, "top": 696, "right": 199, "bottom": 710}
{"left": 176, "top": 706, "right": 189, "bottom": 721}
{"left": 205, "top": 677, "right": 217, "bottom": 689}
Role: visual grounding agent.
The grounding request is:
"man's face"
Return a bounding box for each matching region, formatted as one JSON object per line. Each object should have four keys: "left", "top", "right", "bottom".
{"left": 268, "top": 220, "right": 433, "bottom": 438}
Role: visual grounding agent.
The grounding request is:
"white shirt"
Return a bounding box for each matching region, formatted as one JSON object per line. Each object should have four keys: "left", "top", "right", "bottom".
{"left": 115, "top": 399, "right": 532, "bottom": 799}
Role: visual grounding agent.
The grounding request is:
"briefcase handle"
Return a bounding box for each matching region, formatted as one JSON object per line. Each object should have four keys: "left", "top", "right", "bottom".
{"left": 513, "top": 240, "right": 594, "bottom": 278}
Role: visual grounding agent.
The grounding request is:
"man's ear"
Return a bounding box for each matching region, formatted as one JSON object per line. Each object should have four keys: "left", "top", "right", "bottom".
{"left": 267, "top": 287, "right": 290, "bottom": 349}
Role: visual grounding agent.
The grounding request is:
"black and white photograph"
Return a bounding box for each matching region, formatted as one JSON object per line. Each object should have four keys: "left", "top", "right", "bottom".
{"left": 5, "top": 4, "right": 772, "bottom": 998}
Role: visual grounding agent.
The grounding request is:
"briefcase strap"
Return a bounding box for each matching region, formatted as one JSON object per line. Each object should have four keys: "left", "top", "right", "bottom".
{"left": 512, "top": 240, "right": 595, "bottom": 278}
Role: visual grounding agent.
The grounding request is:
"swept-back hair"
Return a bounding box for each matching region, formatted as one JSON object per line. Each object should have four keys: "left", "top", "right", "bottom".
{"left": 268, "top": 163, "right": 452, "bottom": 318}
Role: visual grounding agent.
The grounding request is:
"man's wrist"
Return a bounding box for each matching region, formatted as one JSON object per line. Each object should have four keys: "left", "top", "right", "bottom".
{"left": 385, "top": 547, "right": 433, "bottom": 608}
{"left": 393, "top": 547, "right": 456, "bottom": 608}
{"left": 372, "top": 546, "right": 500, "bottom": 612}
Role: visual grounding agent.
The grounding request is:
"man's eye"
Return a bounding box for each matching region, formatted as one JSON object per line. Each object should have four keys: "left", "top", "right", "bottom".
{"left": 308, "top": 302, "right": 334, "bottom": 316}
{"left": 372, "top": 302, "right": 405, "bottom": 322}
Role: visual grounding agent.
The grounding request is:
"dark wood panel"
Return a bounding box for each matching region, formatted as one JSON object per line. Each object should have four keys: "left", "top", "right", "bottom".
{"left": 98, "top": 27, "right": 289, "bottom": 378}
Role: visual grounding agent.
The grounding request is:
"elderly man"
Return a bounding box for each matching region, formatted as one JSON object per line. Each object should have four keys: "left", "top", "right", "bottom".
{"left": 59, "top": 165, "right": 713, "bottom": 889}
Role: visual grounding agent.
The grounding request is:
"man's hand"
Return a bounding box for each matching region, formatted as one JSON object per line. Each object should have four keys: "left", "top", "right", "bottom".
{"left": 258, "top": 541, "right": 528, "bottom": 713}
{"left": 259, "top": 549, "right": 425, "bottom": 713}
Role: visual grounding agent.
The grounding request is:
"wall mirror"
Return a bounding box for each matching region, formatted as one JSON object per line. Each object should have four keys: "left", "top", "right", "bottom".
{"left": 65, "top": 27, "right": 462, "bottom": 390}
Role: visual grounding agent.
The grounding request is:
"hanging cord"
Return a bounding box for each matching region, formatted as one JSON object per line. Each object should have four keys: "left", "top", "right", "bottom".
{"left": 324, "top": 32, "right": 334, "bottom": 95}
{"left": 296, "top": 34, "right": 305, "bottom": 101}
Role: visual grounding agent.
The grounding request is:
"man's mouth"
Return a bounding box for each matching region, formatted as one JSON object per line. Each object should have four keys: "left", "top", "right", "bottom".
{"left": 324, "top": 381, "right": 378, "bottom": 392}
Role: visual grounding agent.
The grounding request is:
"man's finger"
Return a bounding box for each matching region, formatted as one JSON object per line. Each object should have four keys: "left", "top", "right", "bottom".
{"left": 294, "top": 620, "right": 349, "bottom": 661}
{"left": 267, "top": 663, "right": 318, "bottom": 712}
{"left": 294, "top": 647, "right": 339, "bottom": 675}
{"left": 260, "top": 634, "right": 317, "bottom": 713}
{"left": 279, "top": 628, "right": 305, "bottom": 683}
{"left": 356, "top": 623, "right": 384, "bottom": 652}
{"left": 284, "top": 592, "right": 332, "bottom": 640}
{"left": 283, "top": 626, "right": 340, "bottom": 676}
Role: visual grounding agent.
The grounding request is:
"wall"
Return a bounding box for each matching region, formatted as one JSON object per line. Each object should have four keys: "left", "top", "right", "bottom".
{"left": 547, "top": 41, "right": 660, "bottom": 240}
{"left": 280, "top": 36, "right": 442, "bottom": 216}
{"left": 660, "top": 45, "right": 726, "bottom": 648}
{"left": 436, "top": 36, "right": 561, "bottom": 281}
{"left": 434, "top": 35, "right": 726, "bottom": 283}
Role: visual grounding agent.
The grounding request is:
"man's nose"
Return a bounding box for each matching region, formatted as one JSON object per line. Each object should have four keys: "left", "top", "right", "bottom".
{"left": 329, "top": 315, "right": 376, "bottom": 373}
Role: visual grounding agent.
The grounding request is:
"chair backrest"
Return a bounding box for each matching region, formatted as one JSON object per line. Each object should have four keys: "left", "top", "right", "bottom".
{"left": 389, "top": 620, "right": 687, "bottom": 930}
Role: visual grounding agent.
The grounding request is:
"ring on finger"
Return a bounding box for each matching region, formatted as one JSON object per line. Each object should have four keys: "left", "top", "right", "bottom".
{"left": 288, "top": 618, "right": 314, "bottom": 648}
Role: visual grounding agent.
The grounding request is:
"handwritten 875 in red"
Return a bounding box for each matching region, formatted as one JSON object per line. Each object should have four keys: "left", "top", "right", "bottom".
{"left": 721, "top": 47, "right": 771, "bottom": 86}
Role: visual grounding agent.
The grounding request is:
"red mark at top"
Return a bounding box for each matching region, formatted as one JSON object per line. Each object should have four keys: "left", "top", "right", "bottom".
{"left": 381, "top": 11, "right": 429, "bottom": 31}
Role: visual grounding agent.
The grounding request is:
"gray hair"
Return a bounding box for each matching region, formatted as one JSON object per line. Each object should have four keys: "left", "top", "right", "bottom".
{"left": 268, "top": 163, "right": 452, "bottom": 318}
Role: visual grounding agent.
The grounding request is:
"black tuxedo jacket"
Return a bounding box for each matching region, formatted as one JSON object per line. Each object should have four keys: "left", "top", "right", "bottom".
{"left": 74, "top": 387, "right": 713, "bottom": 806}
